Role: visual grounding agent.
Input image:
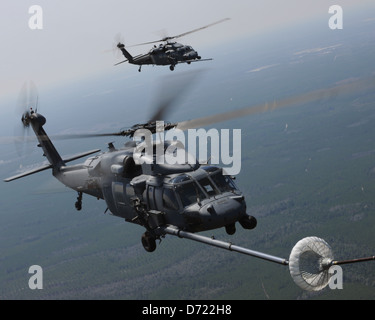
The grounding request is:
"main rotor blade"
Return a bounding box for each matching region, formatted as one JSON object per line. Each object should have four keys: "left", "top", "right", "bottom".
{"left": 128, "top": 18, "right": 230, "bottom": 47}
{"left": 50, "top": 132, "right": 123, "bottom": 140}
{"left": 37, "top": 76, "right": 375, "bottom": 142}
{"left": 148, "top": 70, "right": 202, "bottom": 122}
{"left": 172, "top": 18, "right": 230, "bottom": 40}
{"left": 176, "top": 76, "right": 375, "bottom": 131}
{"left": 128, "top": 39, "right": 163, "bottom": 47}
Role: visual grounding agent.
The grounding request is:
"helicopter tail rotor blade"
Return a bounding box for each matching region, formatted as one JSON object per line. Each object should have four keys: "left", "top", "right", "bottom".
{"left": 14, "top": 81, "right": 39, "bottom": 156}
{"left": 103, "top": 33, "right": 126, "bottom": 58}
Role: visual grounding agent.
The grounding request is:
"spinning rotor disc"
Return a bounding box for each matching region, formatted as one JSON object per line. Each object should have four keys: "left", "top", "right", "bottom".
{"left": 289, "top": 237, "right": 334, "bottom": 291}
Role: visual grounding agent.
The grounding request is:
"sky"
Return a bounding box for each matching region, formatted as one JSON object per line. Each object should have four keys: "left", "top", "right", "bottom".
{"left": 0, "top": 0, "right": 373, "bottom": 101}
{"left": 1, "top": 1, "right": 375, "bottom": 299}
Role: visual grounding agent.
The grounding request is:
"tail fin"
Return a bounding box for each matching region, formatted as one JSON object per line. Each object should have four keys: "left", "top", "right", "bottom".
{"left": 29, "top": 111, "right": 65, "bottom": 170}
{"left": 5, "top": 111, "right": 101, "bottom": 182}
{"left": 117, "top": 43, "right": 134, "bottom": 63}
{"left": 4, "top": 111, "right": 63, "bottom": 182}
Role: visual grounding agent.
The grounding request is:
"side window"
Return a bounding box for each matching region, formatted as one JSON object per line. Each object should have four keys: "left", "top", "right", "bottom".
{"left": 176, "top": 182, "right": 206, "bottom": 208}
{"left": 162, "top": 188, "right": 179, "bottom": 210}
{"left": 211, "top": 173, "right": 237, "bottom": 193}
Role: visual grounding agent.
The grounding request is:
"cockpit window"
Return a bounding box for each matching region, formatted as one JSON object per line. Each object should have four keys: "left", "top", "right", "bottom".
{"left": 198, "top": 177, "right": 217, "bottom": 196}
{"left": 176, "top": 182, "right": 206, "bottom": 208}
{"left": 201, "top": 166, "right": 237, "bottom": 193}
{"left": 210, "top": 172, "right": 237, "bottom": 193}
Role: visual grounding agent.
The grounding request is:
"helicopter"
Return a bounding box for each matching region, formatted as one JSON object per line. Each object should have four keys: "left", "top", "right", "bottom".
{"left": 4, "top": 76, "right": 375, "bottom": 292}
{"left": 113, "top": 18, "right": 230, "bottom": 72}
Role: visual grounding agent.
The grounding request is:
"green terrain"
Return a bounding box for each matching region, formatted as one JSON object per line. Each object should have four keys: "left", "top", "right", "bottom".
{"left": 0, "top": 12, "right": 374, "bottom": 300}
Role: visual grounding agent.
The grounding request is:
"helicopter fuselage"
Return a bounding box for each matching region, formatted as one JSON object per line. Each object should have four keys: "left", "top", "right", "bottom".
{"left": 56, "top": 142, "right": 251, "bottom": 234}
{"left": 117, "top": 42, "right": 204, "bottom": 71}
{"left": 114, "top": 18, "right": 229, "bottom": 71}
{"left": 148, "top": 42, "right": 200, "bottom": 65}
{"left": 7, "top": 110, "right": 256, "bottom": 252}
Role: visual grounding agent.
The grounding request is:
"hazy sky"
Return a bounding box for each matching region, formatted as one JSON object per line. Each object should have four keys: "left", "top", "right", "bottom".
{"left": 0, "top": 0, "right": 373, "bottom": 100}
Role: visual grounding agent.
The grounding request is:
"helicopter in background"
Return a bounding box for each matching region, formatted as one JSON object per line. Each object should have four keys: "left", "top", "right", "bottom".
{"left": 113, "top": 18, "right": 230, "bottom": 72}
{"left": 5, "top": 76, "right": 375, "bottom": 292}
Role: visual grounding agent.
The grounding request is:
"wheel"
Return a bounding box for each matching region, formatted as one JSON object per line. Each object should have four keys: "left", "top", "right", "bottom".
{"left": 75, "top": 201, "right": 82, "bottom": 211}
{"left": 239, "top": 215, "right": 257, "bottom": 230}
{"left": 225, "top": 223, "right": 236, "bottom": 235}
{"left": 169, "top": 65, "right": 175, "bottom": 71}
{"left": 141, "top": 231, "right": 156, "bottom": 252}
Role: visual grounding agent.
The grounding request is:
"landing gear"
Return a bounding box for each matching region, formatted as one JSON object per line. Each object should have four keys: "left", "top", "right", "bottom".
{"left": 225, "top": 223, "right": 236, "bottom": 235}
{"left": 75, "top": 192, "right": 82, "bottom": 211}
{"left": 169, "top": 65, "right": 175, "bottom": 71}
{"left": 239, "top": 215, "right": 257, "bottom": 230}
{"left": 141, "top": 231, "right": 156, "bottom": 252}
{"left": 138, "top": 65, "right": 142, "bottom": 72}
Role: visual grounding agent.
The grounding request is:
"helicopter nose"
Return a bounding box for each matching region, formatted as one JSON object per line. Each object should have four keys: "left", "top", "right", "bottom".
{"left": 184, "top": 51, "right": 199, "bottom": 60}
{"left": 200, "top": 195, "right": 246, "bottom": 230}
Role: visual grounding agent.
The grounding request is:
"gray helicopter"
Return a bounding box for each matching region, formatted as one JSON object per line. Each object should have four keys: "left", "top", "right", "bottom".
{"left": 5, "top": 77, "right": 375, "bottom": 292}
{"left": 113, "top": 18, "right": 229, "bottom": 72}
{"left": 5, "top": 109, "right": 257, "bottom": 253}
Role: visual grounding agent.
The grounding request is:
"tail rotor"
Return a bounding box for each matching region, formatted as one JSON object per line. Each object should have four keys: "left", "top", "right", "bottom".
{"left": 15, "top": 81, "right": 39, "bottom": 156}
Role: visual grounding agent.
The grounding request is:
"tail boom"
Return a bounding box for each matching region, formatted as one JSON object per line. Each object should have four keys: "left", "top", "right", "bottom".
{"left": 30, "top": 112, "right": 65, "bottom": 171}
{"left": 4, "top": 111, "right": 100, "bottom": 182}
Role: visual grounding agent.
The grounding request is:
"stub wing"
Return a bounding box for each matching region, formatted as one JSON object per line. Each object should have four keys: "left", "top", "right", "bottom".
{"left": 178, "top": 58, "right": 213, "bottom": 65}
{"left": 4, "top": 149, "right": 100, "bottom": 182}
{"left": 4, "top": 163, "right": 52, "bottom": 182}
